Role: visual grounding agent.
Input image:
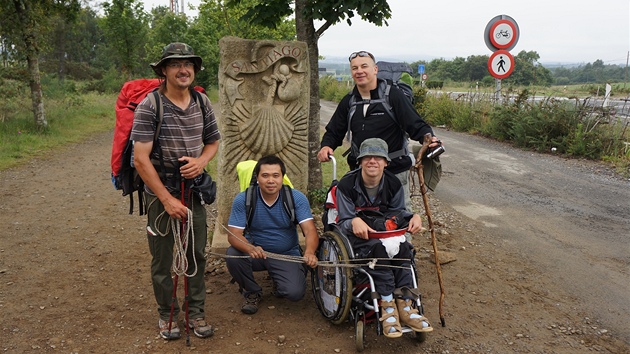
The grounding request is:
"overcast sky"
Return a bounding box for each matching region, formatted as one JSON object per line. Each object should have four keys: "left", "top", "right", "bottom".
{"left": 143, "top": 0, "right": 630, "bottom": 65}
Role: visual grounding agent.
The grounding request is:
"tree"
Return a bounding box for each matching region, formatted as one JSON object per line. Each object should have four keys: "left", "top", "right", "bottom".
{"left": 462, "top": 55, "right": 489, "bottom": 82}
{"left": 43, "top": 7, "right": 103, "bottom": 80}
{"left": 232, "top": 0, "right": 392, "bottom": 192}
{"left": 101, "top": 0, "right": 149, "bottom": 80}
{"left": 191, "top": 0, "right": 295, "bottom": 88}
{"left": 0, "top": 0, "right": 80, "bottom": 128}
{"left": 509, "top": 50, "right": 552, "bottom": 86}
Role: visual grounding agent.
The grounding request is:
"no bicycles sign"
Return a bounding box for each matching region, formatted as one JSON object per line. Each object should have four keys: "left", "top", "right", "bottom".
{"left": 484, "top": 14, "right": 519, "bottom": 52}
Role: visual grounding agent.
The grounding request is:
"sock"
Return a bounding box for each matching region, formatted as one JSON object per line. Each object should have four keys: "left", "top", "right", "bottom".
{"left": 381, "top": 294, "right": 397, "bottom": 332}
{"left": 402, "top": 304, "right": 422, "bottom": 319}
{"left": 401, "top": 302, "right": 427, "bottom": 327}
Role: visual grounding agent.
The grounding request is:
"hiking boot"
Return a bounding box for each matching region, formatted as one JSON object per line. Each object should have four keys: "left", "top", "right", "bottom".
{"left": 186, "top": 317, "right": 214, "bottom": 338}
{"left": 158, "top": 318, "right": 181, "bottom": 340}
{"left": 241, "top": 292, "right": 262, "bottom": 314}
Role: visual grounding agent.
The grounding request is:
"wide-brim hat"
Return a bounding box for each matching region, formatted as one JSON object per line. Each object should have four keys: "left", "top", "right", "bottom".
{"left": 357, "top": 138, "right": 391, "bottom": 162}
{"left": 150, "top": 42, "right": 203, "bottom": 77}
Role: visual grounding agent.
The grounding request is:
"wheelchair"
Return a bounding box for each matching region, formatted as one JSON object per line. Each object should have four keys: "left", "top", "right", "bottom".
{"left": 311, "top": 227, "right": 429, "bottom": 351}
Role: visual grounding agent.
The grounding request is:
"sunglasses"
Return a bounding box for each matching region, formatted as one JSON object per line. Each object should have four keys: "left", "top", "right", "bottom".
{"left": 348, "top": 51, "right": 375, "bottom": 62}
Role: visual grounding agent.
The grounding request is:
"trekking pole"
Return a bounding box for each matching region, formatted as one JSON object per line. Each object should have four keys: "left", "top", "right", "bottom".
{"left": 415, "top": 133, "right": 446, "bottom": 327}
{"left": 167, "top": 272, "right": 179, "bottom": 336}
{"left": 180, "top": 177, "right": 191, "bottom": 346}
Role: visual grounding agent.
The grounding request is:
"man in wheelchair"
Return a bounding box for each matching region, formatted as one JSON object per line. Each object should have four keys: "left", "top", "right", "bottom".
{"left": 225, "top": 156, "right": 319, "bottom": 315}
{"left": 335, "top": 138, "right": 433, "bottom": 338}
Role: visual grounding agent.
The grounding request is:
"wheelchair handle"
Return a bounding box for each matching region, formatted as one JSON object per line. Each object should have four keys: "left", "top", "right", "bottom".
{"left": 328, "top": 155, "right": 337, "bottom": 181}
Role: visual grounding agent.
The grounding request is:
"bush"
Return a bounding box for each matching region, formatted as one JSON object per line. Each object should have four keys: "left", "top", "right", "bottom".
{"left": 420, "top": 94, "right": 456, "bottom": 127}
{"left": 319, "top": 76, "right": 351, "bottom": 102}
{"left": 84, "top": 68, "right": 126, "bottom": 94}
{"left": 39, "top": 60, "right": 104, "bottom": 80}
{"left": 0, "top": 66, "right": 29, "bottom": 81}
{"left": 0, "top": 78, "right": 28, "bottom": 99}
{"left": 555, "top": 77, "right": 570, "bottom": 86}
{"left": 426, "top": 81, "right": 444, "bottom": 89}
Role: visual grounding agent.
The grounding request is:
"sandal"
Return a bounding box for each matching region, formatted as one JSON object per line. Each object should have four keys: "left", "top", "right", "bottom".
{"left": 396, "top": 299, "right": 433, "bottom": 332}
{"left": 379, "top": 299, "right": 403, "bottom": 338}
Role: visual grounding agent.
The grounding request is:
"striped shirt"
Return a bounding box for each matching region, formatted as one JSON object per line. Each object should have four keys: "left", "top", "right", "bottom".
{"left": 130, "top": 91, "right": 220, "bottom": 191}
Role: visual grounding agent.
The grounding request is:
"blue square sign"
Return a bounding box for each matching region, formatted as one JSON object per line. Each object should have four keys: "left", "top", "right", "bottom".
{"left": 418, "top": 65, "right": 425, "bottom": 74}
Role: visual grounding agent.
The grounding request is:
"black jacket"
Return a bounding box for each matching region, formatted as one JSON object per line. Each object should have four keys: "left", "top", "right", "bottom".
{"left": 335, "top": 168, "right": 412, "bottom": 237}
{"left": 321, "top": 79, "right": 434, "bottom": 173}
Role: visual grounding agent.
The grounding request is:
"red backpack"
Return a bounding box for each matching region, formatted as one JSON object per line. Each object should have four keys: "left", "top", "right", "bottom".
{"left": 110, "top": 78, "right": 207, "bottom": 214}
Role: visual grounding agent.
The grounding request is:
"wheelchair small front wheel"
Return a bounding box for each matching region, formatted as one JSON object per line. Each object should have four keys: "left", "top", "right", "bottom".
{"left": 355, "top": 319, "right": 365, "bottom": 352}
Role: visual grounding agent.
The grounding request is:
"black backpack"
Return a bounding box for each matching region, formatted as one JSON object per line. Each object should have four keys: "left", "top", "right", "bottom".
{"left": 375, "top": 61, "right": 415, "bottom": 104}
{"left": 345, "top": 79, "right": 413, "bottom": 163}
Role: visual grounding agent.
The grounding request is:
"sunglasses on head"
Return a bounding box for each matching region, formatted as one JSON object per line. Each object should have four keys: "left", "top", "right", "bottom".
{"left": 348, "top": 51, "right": 375, "bottom": 62}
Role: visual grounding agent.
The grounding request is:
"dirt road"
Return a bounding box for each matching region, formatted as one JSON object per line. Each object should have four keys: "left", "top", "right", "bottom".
{"left": 0, "top": 101, "right": 629, "bottom": 353}
{"left": 433, "top": 128, "right": 630, "bottom": 345}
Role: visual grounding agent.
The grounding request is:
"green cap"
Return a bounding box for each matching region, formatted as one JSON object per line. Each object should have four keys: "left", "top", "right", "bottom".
{"left": 357, "top": 138, "right": 390, "bottom": 162}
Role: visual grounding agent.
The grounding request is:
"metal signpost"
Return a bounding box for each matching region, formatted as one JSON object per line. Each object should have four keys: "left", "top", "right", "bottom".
{"left": 484, "top": 15, "right": 519, "bottom": 102}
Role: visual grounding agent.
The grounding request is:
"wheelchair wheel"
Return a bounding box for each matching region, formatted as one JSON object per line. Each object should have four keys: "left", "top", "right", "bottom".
{"left": 311, "top": 231, "right": 353, "bottom": 325}
{"left": 355, "top": 318, "right": 365, "bottom": 352}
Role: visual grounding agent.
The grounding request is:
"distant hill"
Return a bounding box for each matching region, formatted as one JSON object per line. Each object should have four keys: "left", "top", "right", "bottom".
{"left": 321, "top": 55, "right": 585, "bottom": 69}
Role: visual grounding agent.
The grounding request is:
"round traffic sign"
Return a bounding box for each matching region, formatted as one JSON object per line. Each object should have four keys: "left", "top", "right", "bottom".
{"left": 490, "top": 19, "right": 518, "bottom": 49}
{"left": 484, "top": 14, "right": 520, "bottom": 52}
{"left": 488, "top": 50, "right": 514, "bottom": 79}
{"left": 421, "top": 73, "right": 428, "bottom": 81}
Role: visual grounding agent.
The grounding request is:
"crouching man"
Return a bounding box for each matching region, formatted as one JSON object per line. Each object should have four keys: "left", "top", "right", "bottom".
{"left": 225, "top": 155, "right": 319, "bottom": 314}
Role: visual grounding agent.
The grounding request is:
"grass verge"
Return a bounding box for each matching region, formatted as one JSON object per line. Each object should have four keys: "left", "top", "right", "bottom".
{"left": 0, "top": 92, "right": 117, "bottom": 170}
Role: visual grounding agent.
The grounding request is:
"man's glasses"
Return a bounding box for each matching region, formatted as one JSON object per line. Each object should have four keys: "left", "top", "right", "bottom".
{"left": 348, "top": 51, "right": 375, "bottom": 62}
{"left": 166, "top": 62, "right": 195, "bottom": 69}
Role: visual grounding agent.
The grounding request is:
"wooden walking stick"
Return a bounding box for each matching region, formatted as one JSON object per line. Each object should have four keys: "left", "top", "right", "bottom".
{"left": 415, "top": 133, "right": 446, "bottom": 327}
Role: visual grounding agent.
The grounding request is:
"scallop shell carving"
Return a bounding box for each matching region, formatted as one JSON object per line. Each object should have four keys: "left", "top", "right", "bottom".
{"left": 240, "top": 105, "right": 295, "bottom": 155}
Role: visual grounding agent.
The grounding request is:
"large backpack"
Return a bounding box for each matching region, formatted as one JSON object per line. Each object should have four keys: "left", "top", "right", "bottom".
{"left": 111, "top": 78, "right": 208, "bottom": 215}
{"left": 375, "top": 61, "right": 415, "bottom": 104}
{"left": 235, "top": 160, "right": 297, "bottom": 233}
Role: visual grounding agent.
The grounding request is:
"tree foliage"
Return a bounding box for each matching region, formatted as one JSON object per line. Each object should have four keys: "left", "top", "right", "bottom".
{"left": 0, "top": 0, "right": 81, "bottom": 128}
{"left": 101, "top": 0, "right": 149, "bottom": 80}
{"left": 412, "top": 51, "right": 555, "bottom": 87}
{"left": 550, "top": 59, "right": 627, "bottom": 85}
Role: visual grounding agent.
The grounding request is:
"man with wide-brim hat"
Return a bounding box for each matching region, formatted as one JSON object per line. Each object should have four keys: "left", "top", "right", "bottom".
{"left": 131, "top": 42, "right": 220, "bottom": 341}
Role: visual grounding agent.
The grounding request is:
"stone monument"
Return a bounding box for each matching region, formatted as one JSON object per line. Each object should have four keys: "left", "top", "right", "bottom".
{"left": 212, "top": 36, "right": 310, "bottom": 250}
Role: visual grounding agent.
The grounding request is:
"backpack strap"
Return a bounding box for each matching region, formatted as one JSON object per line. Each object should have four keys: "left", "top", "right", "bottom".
{"left": 281, "top": 184, "right": 298, "bottom": 226}
{"left": 129, "top": 91, "right": 163, "bottom": 215}
{"left": 191, "top": 89, "right": 211, "bottom": 133}
{"left": 244, "top": 173, "right": 258, "bottom": 234}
